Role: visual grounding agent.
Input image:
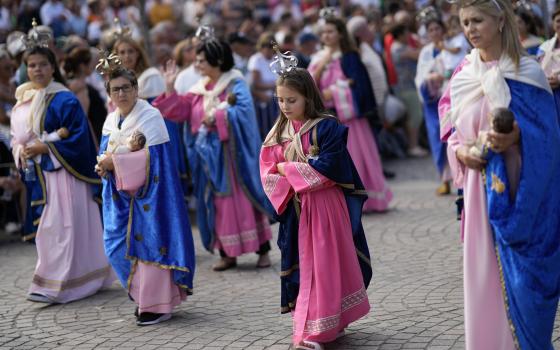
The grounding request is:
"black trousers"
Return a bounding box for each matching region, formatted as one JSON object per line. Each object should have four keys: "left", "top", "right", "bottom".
{"left": 219, "top": 241, "right": 271, "bottom": 258}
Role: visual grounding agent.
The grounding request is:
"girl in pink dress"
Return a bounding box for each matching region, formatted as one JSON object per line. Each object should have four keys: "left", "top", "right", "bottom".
{"left": 260, "top": 67, "right": 372, "bottom": 350}
{"left": 11, "top": 46, "right": 113, "bottom": 304}
{"left": 308, "top": 16, "right": 392, "bottom": 212}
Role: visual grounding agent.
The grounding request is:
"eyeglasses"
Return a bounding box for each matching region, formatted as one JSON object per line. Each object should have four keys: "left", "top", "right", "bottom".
{"left": 110, "top": 84, "right": 134, "bottom": 95}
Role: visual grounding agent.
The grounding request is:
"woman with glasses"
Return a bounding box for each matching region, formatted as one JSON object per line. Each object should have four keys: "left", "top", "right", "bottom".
{"left": 439, "top": 0, "right": 560, "bottom": 348}
{"left": 10, "top": 45, "right": 113, "bottom": 304}
{"left": 96, "top": 67, "right": 195, "bottom": 326}
{"left": 309, "top": 16, "right": 392, "bottom": 212}
{"left": 113, "top": 36, "right": 189, "bottom": 199}
{"left": 154, "top": 38, "right": 276, "bottom": 271}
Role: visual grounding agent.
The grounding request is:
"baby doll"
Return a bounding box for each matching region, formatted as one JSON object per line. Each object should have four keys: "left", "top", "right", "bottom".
{"left": 469, "top": 107, "right": 514, "bottom": 158}
{"left": 96, "top": 130, "right": 146, "bottom": 171}
{"left": 40, "top": 127, "right": 69, "bottom": 142}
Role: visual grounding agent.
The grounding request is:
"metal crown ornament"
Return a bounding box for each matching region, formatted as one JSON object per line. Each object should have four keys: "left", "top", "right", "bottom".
{"left": 95, "top": 50, "right": 122, "bottom": 76}
{"left": 112, "top": 18, "right": 132, "bottom": 41}
{"left": 195, "top": 25, "right": 215, "bottom": 41}
{"left": 269, "top": 42, "right": 298, "bottom": 76}
{"left": 416, "top": 6, "right": 440, "bottom": 25}
{"left": 24, "top": 18, "right": 52, "bottom": 49}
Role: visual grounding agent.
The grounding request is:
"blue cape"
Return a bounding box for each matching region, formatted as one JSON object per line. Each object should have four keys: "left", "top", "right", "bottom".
{"left": 340, "top": 51, "right": 378, "bottom": 124}
{"left": 484, "top": 79, "right": 560, "bottom": 349}
{"left": 21, "top": 91, "right": 100, "bottom": 240}
{"left": 278, "top": 118, "right": 373, "bottom": 313}
{"left": 420, "top": 83, "right": 447, "bottom": 175}
{"left": 100, "top": 137, "right": 195, "bottom": 293}
{"left": 186, "top": 78, "right": 276, "bottom": 252}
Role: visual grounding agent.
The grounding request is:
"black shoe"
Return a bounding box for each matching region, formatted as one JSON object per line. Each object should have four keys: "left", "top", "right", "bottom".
{"left": 383, "top": 169, "right": 396, "bottom": 179}
{"left": 136, "top": 312, "right": 172, "bottom": 326}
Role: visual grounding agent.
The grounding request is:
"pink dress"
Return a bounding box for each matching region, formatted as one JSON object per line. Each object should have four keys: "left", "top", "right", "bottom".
{"left": 11, "top": 101, "right": 114, "bottom": 303}
{"left": 153, "top": 85, "right": 272, "bottom": 257}
{"left": 309, "top": 57, "right": 392, "bottom": 212}
{"left": 113, "top": 150, "right": 186, "bottom": 314}
{"left": 441, "top": 62, "right": 516, "bottom": 349}
{"left": 260, "top": 120, "right": 370, "bottom": 345}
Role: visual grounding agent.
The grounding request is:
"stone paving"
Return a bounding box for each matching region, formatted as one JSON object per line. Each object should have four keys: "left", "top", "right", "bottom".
{"left": 0, "top": 157, "right": 559, "bottom": 350}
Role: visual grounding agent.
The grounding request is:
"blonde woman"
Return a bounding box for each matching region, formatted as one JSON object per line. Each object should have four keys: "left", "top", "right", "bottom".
{"left": 439, "top": 0, "right": 560, "bottom": 348}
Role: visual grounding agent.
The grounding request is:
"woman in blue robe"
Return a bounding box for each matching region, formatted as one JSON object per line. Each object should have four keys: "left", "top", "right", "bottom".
{"left": 153, "top": 38, "right": 276, "bottom": 271}
{"left": 96, "top": 67, "right": 195, "bottom": 326}
{"left": 414, "top": 18, "right": 452, "bottom": 195}
{"left": 439, "top": 1, "right": 560, "bottom": 348}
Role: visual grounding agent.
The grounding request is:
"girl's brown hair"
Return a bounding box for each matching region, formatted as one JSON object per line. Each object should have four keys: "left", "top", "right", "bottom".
{"left": 112, "top": 37, "right": 150, "bottom": 74}
{"left": 274, "top": 68, "right": 332, "bottom": 144}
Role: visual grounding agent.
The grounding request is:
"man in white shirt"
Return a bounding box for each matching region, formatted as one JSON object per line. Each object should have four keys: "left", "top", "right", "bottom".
{"left": 347, "top": 15, "right": 388, "bottom": 120}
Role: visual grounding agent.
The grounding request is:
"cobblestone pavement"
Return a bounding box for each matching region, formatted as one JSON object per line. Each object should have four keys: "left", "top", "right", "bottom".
{"left": 1, "top": 157, "right": 559, "bottom": 350}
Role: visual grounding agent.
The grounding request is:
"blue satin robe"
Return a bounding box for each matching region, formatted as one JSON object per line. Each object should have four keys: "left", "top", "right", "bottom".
{"left": 100, "top": 137, "right": 195, "bottom": 293}
{"left": 22, "top": 91, "right": 100, "bottom": 240}
{"left": 484, "top": 79, "right": 560, "bottom": 349}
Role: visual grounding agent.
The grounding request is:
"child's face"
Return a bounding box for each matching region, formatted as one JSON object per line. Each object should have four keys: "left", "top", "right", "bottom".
{"left": 276, "top": 85, "right": 306, "bottom": 121}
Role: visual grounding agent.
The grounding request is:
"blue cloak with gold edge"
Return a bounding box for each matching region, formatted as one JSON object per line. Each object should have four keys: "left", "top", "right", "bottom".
{"left": 277, "top": 118, "right": 373, "bottom": 313}
{"left": 22, "top": 91, "right": 100, "bottom": 241}
{"left": 340, "top": 51, "right": 379, "bottom": 127}
{"left": 100, "top": 101, "right": 195, "bottom": 293}
{"left": 185, "top": 77, "right": 276, "bottom": 252}
{"left": 484, "top": 79, "right": 560, "bottom": 350}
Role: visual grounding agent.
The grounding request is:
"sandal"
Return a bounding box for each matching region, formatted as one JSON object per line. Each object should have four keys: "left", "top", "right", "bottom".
{"left": 295, "top": 340, "right": 324, "bottom": 350}
{"left": 212, "top": 257, "right": 237, "bottom": 271}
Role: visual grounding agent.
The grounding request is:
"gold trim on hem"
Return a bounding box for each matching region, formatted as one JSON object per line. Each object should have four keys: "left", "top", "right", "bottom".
{"left": 32, "top": 266, "right": 111, "bottom": 291}
{"left": 495, "top": 246, "right": 521, "bottom": 349}
{"left": 125, "top": 255, "right": 192, "bottom": 274}
{"left": 22, "top": 232, "right": 37, "bottom": 241}
{"left": 356, "top": 249, "right": 372, "bottom": 268}
{"left": 280, "top": 264, "right": 299, "bottom": 277}
{"left": 32, "top": 218, "right": 41, "bottom": 226}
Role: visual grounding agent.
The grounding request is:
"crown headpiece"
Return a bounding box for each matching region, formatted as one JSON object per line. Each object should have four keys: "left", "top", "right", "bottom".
{"left": 112, "top": 18, "right": 132, "bottom": 41}
{"left": 319, "top": 6, "right": 338, "bottom": 20}
{"left": 195, "top": 25, "right": 215, "bottom": 41}
{"left": 23, "top": 18, "right": 52, "bottom": 49}
{"left": 514, "top": 0, "right": 532, "bottom": 13}
{"left": 269, "top": 42, "right": 298, "bottom": 76}
{"left": 416, "top": 6, "right": 440, "bottom": 25}
{"left": 95, "top": 50, "right": 122, "bottom": 76}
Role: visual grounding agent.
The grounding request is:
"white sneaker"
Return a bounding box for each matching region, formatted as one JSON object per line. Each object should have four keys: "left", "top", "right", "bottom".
{"left": 27, "top": 293, "right": 54, "bottom": 303}
{"left": 4, "top": 222, "right": 22, "bottom": 235}
{"left": 408, "top": 146, "right": 429, "bottom": 158}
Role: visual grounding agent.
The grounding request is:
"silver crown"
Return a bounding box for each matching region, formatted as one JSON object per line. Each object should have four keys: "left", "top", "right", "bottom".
{"left": 24, "top": 18, "right": 52, "bottom": 49}
{"left": 416, "top": 6, "right": 440, "bottom": 25}
{"left": 195, "top": 25, "right": 215, "bottom": 41}
{"left": 95, "top": 50, "right": 122, "bottom": 76}
{"left": 112, "top": 18, "right": 132, "bottom": 40}
{"left": 269, "top": 42, "right": 298, "bottom": 76}
{"left": 319, "top": 6, "right": 338, "bottom": 19}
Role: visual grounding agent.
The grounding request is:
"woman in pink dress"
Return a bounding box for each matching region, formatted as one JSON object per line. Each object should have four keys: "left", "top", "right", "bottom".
{"left": 154, "top": 38, "right": 275, "bottom": 271}
{"left": 439, "top": 0, "right": 560, "bottom": 348}
{"left": 11, "top": 45, "right": 113, "bottom": 304}
{"left": 308, "top": 16, "right": 392, "bottom": 212}
{"left": 260, "top": 67, "right": 372, "bottom": 350}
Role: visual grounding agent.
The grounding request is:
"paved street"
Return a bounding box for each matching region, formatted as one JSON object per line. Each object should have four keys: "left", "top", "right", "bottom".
{"left": 1, "top": 157, "right": 559, "bottom": 350}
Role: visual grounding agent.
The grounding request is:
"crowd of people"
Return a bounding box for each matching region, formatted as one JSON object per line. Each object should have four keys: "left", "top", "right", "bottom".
{"left": 0, "top": 0, "right": 560, "bottom": 349}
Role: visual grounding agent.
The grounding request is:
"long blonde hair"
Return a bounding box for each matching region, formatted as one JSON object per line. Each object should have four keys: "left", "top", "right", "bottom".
{"left": 459, "top": 0, "right": 524, "bottom": 67}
